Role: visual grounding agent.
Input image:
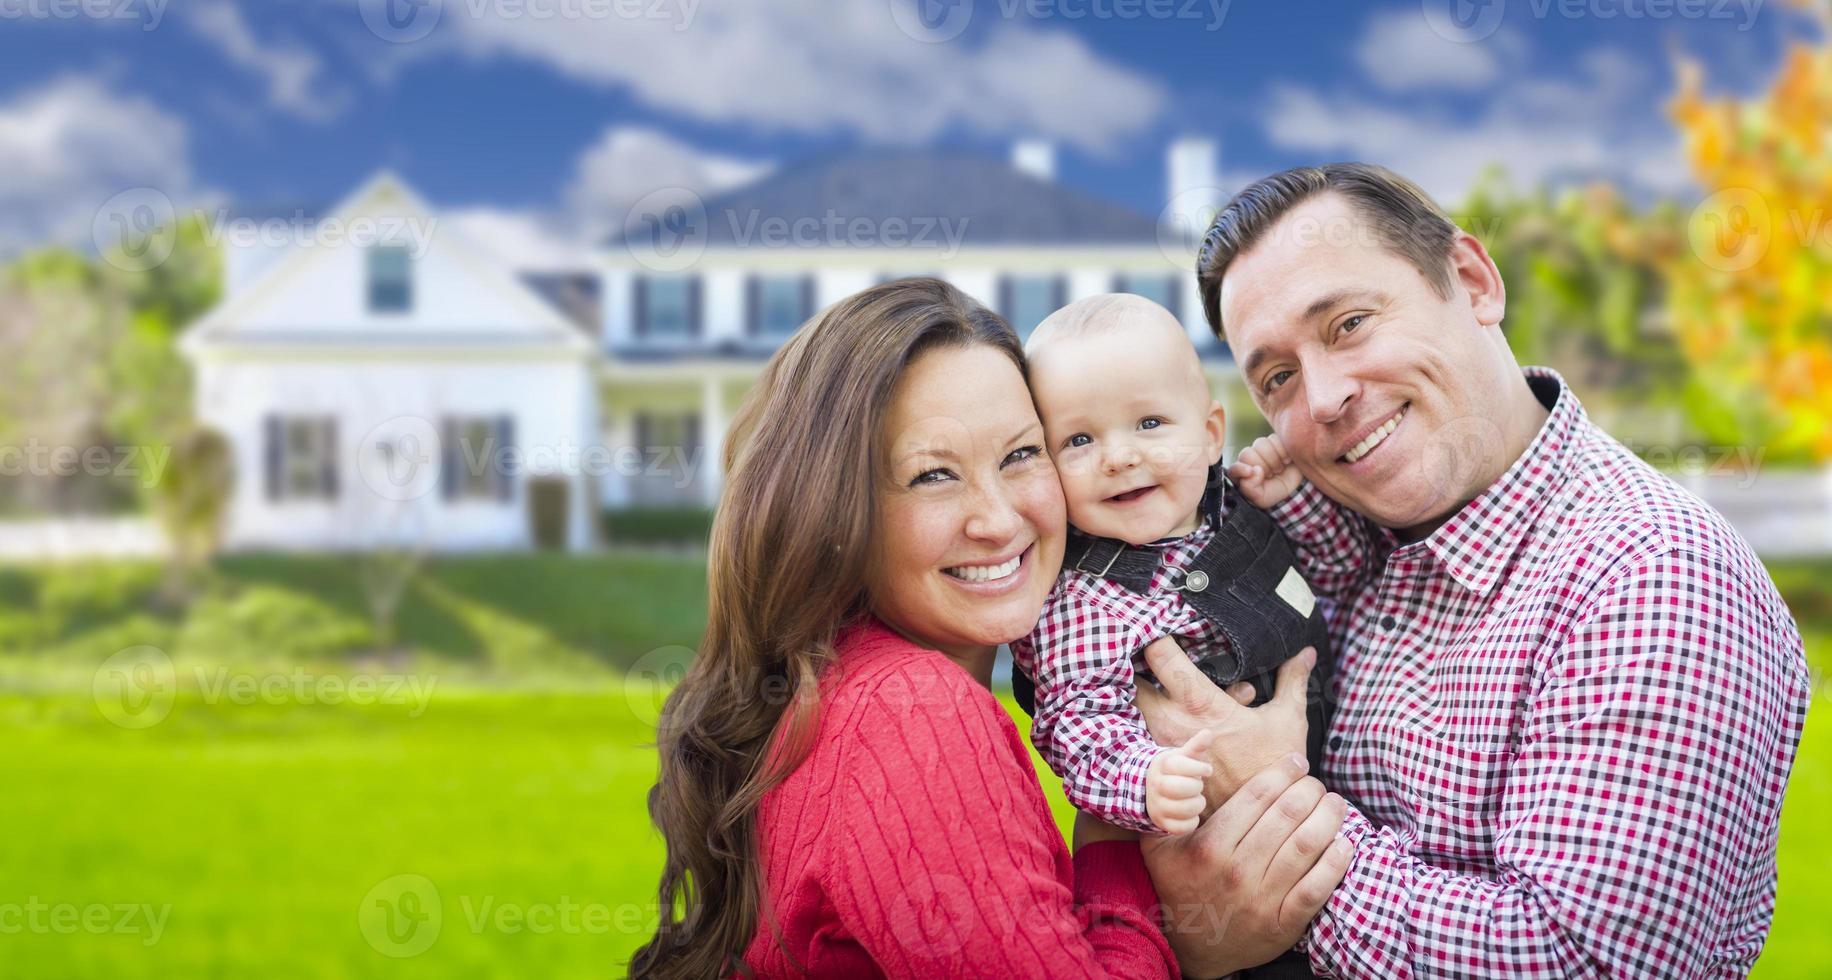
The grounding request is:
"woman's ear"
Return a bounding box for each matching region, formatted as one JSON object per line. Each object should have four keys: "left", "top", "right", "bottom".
{"left": 1205, "top": 399, "right": 1227, "bottom": 464}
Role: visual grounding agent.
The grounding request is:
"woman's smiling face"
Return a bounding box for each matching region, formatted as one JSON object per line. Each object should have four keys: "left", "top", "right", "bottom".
{"left": 866, "top": 343, "right": 1067, "bottom": 660}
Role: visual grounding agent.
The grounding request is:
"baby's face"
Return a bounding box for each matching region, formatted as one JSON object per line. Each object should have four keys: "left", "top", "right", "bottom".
{"left": 1029, "top": 326, "right": 1224, "bottom": 545}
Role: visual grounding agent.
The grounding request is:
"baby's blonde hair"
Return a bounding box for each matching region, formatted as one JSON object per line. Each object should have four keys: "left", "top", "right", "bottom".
{"left": 1027, "top": 293, "right": 1206, "bottom": 389}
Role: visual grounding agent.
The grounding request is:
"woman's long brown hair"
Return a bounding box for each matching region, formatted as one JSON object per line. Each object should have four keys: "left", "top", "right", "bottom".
{"left": 630, "top": 277, "right": 1025, "bottom": 979}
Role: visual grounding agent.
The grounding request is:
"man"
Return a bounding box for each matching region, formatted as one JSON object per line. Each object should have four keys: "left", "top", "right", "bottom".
{"left": 1139, "top": 162, "right": 1810, "bottom": 978}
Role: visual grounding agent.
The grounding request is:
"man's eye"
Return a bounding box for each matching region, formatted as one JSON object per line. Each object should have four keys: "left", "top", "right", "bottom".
{"left": 1003, "top": 445, "right": 1043, "bottom": 466}
{"left": 1065, "top": 434, "right": 1092, "bottom": 449}
{"left": 1139, "top": 417, "right": 1163, "bottom": 430}
{"left": 1264, "top": 369, "right": 1294, "bottom": 394}
{"left": 1340, "top": 314, "right": 1368, "bottom": 335}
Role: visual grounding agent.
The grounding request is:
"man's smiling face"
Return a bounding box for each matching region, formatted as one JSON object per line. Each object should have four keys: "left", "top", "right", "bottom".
{"left": 1219, "top": 192, "right": 1510, "bottom": 533}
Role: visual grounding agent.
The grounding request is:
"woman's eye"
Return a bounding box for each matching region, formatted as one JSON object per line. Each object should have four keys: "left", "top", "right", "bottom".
{"left": 1003, "top": 445, "right": 1043, "bottom": 467}
{"left": 1139, "top": 417, "right": 1163, "bottom": 430}
{"left": 909, "top": 468, "right": 953, "bottom": 487}
{"left": 1264, "top": 369, "right": 1294, "bottom": 394}
{"left": 1065, "top": 434, "right": 1092, "bottom": 449}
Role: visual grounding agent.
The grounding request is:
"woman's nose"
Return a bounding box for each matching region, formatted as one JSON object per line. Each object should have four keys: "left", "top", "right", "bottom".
{"left": 963, "top": 482, "right": 1024, "bottom": 542}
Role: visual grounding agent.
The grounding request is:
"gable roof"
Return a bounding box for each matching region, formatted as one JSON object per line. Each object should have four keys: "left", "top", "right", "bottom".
{"left": 183, "top": 171, "right": 591, "bottom": 355}
{"left": 605, "top": 151, "right": 1161, "bottom": 250}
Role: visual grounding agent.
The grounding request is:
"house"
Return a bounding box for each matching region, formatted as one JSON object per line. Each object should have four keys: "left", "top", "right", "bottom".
{"left": 596, "top": 138, "right": 1236, "bottom": 511}
{"left": 182, "top": 172, "right": 602, "bottom": 553}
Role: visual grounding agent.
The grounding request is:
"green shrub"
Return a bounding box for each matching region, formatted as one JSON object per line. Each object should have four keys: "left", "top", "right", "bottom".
{"left": 176, "top": 586, "right": 372, "bottom": 666}
{"left": 37, "top": 562, "right": 162, "bottom": 629}
{"left": 599, "top": 507, "right": 714, "bottom": 547}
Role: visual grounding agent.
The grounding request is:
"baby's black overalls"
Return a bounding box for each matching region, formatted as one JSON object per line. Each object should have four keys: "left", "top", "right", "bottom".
{"left": 1012, "top": 466, "right": 1336, "bottom": 979}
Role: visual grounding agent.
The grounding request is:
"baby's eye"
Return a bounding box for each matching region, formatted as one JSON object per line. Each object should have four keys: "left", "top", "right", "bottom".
{"left": 1139, "top": 417, "right": 1164, "bottom": 430}
{"left": 1065, "top": 433, "right": 1092, "bottom": 449}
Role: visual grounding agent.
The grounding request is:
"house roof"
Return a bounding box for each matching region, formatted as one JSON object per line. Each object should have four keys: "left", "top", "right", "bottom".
{"left": 520, "top": 272, "right": 601, "bottom": 335}
{"left": 605, "top": 151, "right": 1162, "bottom": 250}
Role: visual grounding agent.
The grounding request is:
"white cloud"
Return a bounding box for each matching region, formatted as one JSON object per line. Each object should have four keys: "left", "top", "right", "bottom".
{"left": 186, "top": 0, "right": 345, "bottom": 122}
{"left": 0, "top": 76, "right": 198, "bottom": 257}
{"left": 563, "top": 126, "right": 771, "bottom": 239}
{"left": 446, "top": 207, "right": 587, "bottom": 270}
{"left": 1353, "top": 8, "right": 1510, "bottom": 93}
{"left": 1263, "top": 27, "right": 1691, "bottom": 204}
{"left": 439, "top": 0, "right": 1167, "bottom": 152}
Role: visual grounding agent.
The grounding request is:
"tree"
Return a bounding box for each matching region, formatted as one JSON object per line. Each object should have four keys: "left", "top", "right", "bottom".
{"left": 1668, "top": 0, "right": 1832, "bottom": 462}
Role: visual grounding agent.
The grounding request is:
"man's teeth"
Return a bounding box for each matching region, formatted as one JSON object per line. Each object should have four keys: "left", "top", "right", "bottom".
{"left": 944, "top": 554, "right": 1021, "bottom": 583}
{"left": 1344, "top": 407, "right": 1406, "bottom": 463}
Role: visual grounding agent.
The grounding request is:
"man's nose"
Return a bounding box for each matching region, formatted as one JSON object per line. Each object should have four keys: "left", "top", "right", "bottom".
{"left": 1305, "top": 360, "right": 1355, "bottom": 425}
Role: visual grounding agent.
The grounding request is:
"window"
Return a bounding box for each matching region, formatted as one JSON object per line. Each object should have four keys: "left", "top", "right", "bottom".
{"left": 999, "top": 275, "right": 1067, "bottom": 340}
{"left": 263, "top": 416, "right": 337, "bottom": 501}
{"left": 440, "top": 416, "right": 515, "bottom": 502}
{"left": 367, "top": 245, "right": 412, "bottom": 313}
{"left": 632, "top": 411, "right": 703, "bottom": 505}
{"left": 1113, "top": 273, "right": 1181, "bottom": 320}
{"left": 748, "top": 275, "right": 814, "bottom": 337}
{"left": 634, "top": 276, "right": 700, "bottom": 340}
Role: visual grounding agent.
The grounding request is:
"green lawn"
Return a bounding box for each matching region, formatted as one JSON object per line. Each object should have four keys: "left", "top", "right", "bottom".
{"left": 0, "top": 554, "right": 1825, "bottom": 976}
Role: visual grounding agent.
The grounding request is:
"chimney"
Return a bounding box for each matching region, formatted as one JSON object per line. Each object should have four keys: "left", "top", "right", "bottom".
{"left": 1165, "top": 137, "right": 1220, "bottom": 246}
{"left": 1012, "top": 140, "right": 1056, "bottom": 182}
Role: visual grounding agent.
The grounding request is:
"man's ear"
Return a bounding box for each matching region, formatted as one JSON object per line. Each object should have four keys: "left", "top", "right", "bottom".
{"left": 1448, "top": 230, "right": 1506, "bottom": 328}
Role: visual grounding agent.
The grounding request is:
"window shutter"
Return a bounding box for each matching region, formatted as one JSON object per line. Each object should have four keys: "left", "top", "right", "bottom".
{"left": 264, "top": 415, "right": 282, "bottom": 502}
{"left": 745, "top": 275, "right": 760, "bottom": 336}
{"left": 440, "top": 418, "right": 459, "bottom": 502}
{"left": 320, "top": 418, "right": 339, "bottom": 499}
{"left": 997, "top": 276, "right": 1013, "bottom": 323}
{"left": 688, "top": 277, "right": 704, "bottom": 338}
{"left": 632, "top": 277, "right": 648, "bottom": 339}
{"left": 1052, "top": 276, "right": 1068, "bottom": 311}
{"left": 800, "top": 275, "right": 816, "bottom": 323}
{"left": 495, "top": 415, "right": 515, "bottom": 503}
{"left": 1110, "top": 273, "right": 1126, "bottom": 294}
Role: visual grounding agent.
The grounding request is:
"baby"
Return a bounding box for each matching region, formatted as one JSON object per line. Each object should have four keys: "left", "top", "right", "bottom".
{"left": 1009, "top": 294, "right": 1332, "bottom": 836}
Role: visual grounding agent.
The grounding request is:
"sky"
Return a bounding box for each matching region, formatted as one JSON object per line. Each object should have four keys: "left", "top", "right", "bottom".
{"left": 0, "top": 0, "right": 1819, "bottom": 266}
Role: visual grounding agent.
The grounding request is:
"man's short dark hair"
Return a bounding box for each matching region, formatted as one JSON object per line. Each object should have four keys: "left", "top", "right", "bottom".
{"left": 1196, "top": 162, "right": 1459, "bottom": 339}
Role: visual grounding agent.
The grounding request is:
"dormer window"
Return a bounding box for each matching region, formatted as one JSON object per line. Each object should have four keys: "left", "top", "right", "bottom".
{"left": 368, "top": 244, "right": 412, "bottom": 313}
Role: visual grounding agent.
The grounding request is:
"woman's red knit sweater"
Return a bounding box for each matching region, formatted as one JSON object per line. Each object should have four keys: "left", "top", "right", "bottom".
{"left": 738, "top": 615, "right": 1178, "bottom": 978}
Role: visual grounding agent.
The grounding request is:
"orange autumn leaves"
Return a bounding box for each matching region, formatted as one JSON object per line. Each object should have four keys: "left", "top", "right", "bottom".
{"left": 1669, "top": 0, "right": 1832, "bottom": 459}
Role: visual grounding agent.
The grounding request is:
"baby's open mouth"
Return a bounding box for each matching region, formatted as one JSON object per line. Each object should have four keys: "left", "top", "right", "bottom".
{"left": 1106, "top": 485, "right": 1155, "bottom": 503}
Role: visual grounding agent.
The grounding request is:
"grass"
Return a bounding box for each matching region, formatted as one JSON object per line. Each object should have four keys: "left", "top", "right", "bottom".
{"left": 0, "top": 554, "right": 1824, "bottom": 976}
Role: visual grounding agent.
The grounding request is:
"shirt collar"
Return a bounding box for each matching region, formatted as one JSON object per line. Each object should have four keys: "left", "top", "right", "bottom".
{"left": 1413, "top": 366, "right": 1583, "bottom": 595}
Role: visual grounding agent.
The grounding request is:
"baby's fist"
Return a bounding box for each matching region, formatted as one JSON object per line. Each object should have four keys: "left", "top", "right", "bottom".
{"left": 1146, "top": 728, "right": 1216, "bottom": 835}
{"left": 1228, "top": 434, "right": 1303, "bottom": 508}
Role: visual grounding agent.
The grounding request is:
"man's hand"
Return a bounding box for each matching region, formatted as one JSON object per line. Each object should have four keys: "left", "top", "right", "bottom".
{"left": 1140, "top": 753, "right": 1352, "bottom": 978}
{"left": 1147, "top": 729, "right": 1216, "bottom": 835}
{"left": 1134, "top": 638, "right": 1314, "bottom": 808}
{"left": 1228, "top": 434, "right": 1304, "bottom": 510}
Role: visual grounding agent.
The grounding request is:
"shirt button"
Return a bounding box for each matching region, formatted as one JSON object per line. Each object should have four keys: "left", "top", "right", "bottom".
{"left": 1379, "top": 614, "right": 1396, "bottom": 631}
{"left": 1329, "top": 735, "right": 1343, "bottom": 751}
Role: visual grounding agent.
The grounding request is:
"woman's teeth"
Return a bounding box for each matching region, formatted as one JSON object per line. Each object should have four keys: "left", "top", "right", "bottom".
{"left": 1344, "top": 406, "right": 1406, "bottom": 463}
{"left": 944, "top": 553, "right": 1021, "bottom": 583}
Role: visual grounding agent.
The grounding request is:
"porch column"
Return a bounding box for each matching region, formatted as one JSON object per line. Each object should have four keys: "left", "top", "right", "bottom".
{"left": 700, "top": 376, "right": 726, "bottom": 508}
